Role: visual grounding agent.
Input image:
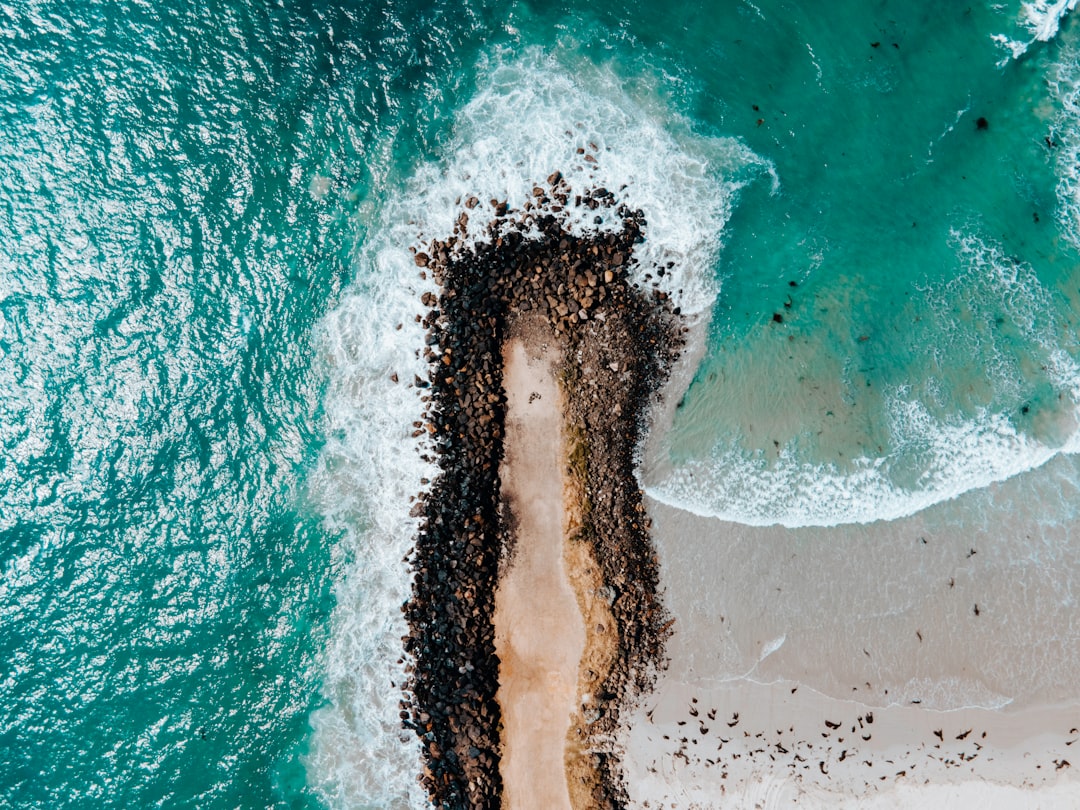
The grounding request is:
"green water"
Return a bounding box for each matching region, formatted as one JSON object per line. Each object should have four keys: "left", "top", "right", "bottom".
{"left": 2, "top": 0, "right": 1079, "bottom": 806}
{"left": 702, "top": 2, "right": 1072, "bottom": 434}
{"left": 0, "top": 1, "right": 367, "bottom": 805}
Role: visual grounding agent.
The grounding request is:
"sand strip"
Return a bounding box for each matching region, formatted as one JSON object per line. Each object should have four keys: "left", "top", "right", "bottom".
{"left": 493, "top": 338, "right": 585, "bottom": 810}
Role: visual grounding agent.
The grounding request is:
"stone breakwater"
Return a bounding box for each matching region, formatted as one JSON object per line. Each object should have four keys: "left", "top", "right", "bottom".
{"left": 401, "top": 173, "right": 685, "bottom": 809}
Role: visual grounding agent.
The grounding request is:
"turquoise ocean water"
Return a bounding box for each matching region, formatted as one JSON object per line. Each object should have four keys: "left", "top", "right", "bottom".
{"left": 2, "top": 0, "right": 1079, "bottom": 807}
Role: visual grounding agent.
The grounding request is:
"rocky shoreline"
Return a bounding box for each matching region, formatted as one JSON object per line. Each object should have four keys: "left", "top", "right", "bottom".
{"left": 401, "top": 174, "right": 685, "bottom": 808}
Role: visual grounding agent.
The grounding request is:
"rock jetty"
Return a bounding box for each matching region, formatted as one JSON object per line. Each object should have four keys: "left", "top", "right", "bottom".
{"left": 401, "top": 172, "right": 685, "bottom": 809}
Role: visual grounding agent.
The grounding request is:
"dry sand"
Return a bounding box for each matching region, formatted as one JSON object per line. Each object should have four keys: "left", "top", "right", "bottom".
{"left": 493, "top": 338, "right": 584, "bottom": 810}
{"left": 620, "top": 496, "right": 1080, "bottom": 806}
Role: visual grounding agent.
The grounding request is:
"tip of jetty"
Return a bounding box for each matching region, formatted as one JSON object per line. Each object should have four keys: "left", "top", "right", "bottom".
{"left": 400, "top": 170, "right": 685, "bottom": 809}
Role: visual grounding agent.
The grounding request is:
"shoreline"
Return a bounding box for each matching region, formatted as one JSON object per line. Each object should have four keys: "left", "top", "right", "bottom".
{"left": 625, "top": 294, "right": 1080, "bottom": 806}
{"left": 397, "top": 170, "right": 1080, "bottom": 808}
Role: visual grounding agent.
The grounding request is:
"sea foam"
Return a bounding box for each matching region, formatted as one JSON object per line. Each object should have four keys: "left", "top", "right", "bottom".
{"left": 992, "top": 0, "right": 1078, "bottom": 64}
{"left": 304, "top": 45, "right": 769, "bottom": 807}
{"left": 400, "top": 46, "right": 773, "bottom": 315}
{"left": 1049, "top": 30, "right": 1080, "bottom": 254}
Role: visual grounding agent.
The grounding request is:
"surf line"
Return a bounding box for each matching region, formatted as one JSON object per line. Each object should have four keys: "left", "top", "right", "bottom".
{"left": 400, "top": 168, "right": 684, "bottom": 808}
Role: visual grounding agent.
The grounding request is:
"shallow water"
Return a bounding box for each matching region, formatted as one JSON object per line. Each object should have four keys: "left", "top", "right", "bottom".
{"left": 649, "top": 3, "right": 1080, "bottom": 526}
{"left": 2, "top": 0, "right": 1080, "bottom": 807}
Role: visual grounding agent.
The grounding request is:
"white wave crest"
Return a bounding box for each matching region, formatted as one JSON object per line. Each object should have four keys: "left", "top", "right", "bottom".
{"left": 992, "top": 0, "right": 1078, "bottom": 64}
{"left": 304, "top": 45, "right": 770, "bottom": 806}
{"left": 1048, "top": 32, "right": 1080, "bottom": 255}
{"left": 407, "top": 45, "right": 774, "bottom": 315}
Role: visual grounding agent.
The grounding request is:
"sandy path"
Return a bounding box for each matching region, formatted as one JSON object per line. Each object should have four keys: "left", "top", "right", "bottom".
{"left": 493, "top": 338, "right": 584, "bottom": 810}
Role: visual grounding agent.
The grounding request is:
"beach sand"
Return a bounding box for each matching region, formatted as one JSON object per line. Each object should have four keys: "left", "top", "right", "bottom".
{"left": 493, "top": 337, "right": 584, "bottom": 810}
{"left": 620, "top": 498, "right": 1080, "bottom": 808}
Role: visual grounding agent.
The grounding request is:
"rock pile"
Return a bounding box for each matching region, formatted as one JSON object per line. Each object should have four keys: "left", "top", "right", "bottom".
{"left": 401, "top": 172, "right": 684, "bottom": 809}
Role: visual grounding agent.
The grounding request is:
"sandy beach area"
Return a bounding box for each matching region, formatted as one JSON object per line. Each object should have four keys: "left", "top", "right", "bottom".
{"left": 619, "top": 496, "right": 1080, "bottom": 808}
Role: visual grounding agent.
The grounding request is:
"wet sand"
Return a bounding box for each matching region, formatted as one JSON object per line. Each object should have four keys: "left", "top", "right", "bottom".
{"left": 493, "top": 338, "right": 584, "bottom": 810}
{"left": 620, "top": 467, "right": 1080, "bottom": 804}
